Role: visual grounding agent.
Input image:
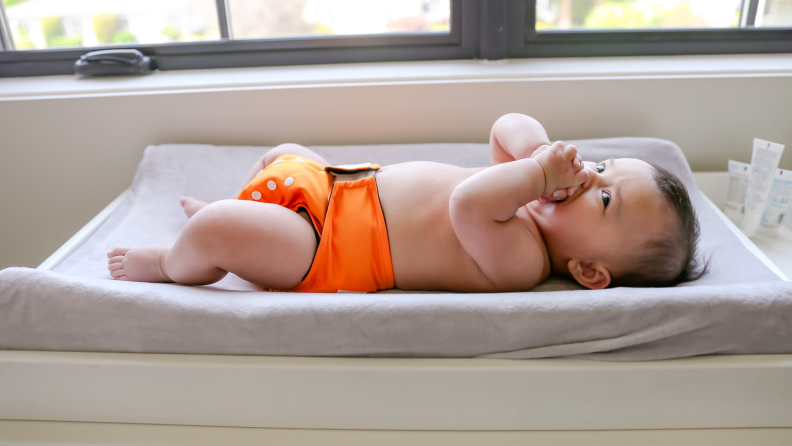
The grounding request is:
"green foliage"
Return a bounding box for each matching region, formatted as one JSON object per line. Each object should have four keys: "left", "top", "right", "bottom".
{"left": 48, "top": 35, "right": 82, "bottom": 47}
{"left": 41, "top": 16, "right": 64, "bottom": 46}
{"left": 311, "top": 23, "right": 333, "bottom": 35}
{"left": 161, "top": 25, "right": 181, "bottom": 41}
{"left": 570, "top": 0, "right": 601, "bottom": 27}
{"left": 656, "top": 2, "right": 707, "bottom": 28}
{"left": 585, "top": 2, "right": 659, "bottom": 28}
{"left": 584, "top": 0, "right": 711, "bottom": 29}
{"left": 93, "top": 12, "right": 120, "bottom": 44}
{"left": 429, "top": 21, "right": 450, "bottom": 32}
{"left": 41, "top": 14, "right": 85, "bottom": 48}
{"left": 15, "top": 36, "right": 35, "bottom": 49}
{"left": 3, "top": 0, "right": 30, "bottom": 8}
{"left": 14, "top": 25, "right": 34, "bottom": 49}
{"left": 111, "top": 30, "right": 137, "bottom": 43}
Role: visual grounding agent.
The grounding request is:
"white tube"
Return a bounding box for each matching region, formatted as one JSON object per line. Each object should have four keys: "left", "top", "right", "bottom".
{"left": 759, "top": 168, "right": 792, "bottom": 236}
{"left": 742, "top": 138, "right": 785, "bottom": 237}
{"left": 724, "top": 160, "right": 750, "bottom": 225}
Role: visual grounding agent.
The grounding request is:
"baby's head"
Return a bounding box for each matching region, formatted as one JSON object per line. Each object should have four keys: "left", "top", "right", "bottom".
{"left": 528, "top": 158, "right": 705, "bottom": 289}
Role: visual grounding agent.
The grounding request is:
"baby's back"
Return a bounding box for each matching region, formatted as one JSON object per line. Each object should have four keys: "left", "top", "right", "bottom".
{"left": 375, "top": 161, "right": 549, "bottom": 292}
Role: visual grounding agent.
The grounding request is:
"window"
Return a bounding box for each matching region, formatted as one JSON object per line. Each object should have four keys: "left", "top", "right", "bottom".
{"left": 536, "top": 0, "right": 744, "bottom": 30}
{"left": 1, "top": 0, "right": 791, "bottom": 78}
{"left": 516, "top": 0, "right": 792, "bottom": 58}
{"left": 3, "top": 0, "right": 222, "bottom": 50}
{"left": 0, "top": 0, "right": 466, "bottom": 77}
{"left": 757, "top": 0, "right": 792, "bottom": 27}
{"left": 227, "top": 0, "right": 451, "bottom": 39}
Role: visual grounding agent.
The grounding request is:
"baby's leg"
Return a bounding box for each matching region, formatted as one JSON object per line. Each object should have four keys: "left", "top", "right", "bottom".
{"left": 181, "top": 143, "right": 332, "bottom": 219}
{"left": 180, "top": 197, "right": 209, "bottom": 218}
{"left": 109, "top": 200, "right": 317, "bottom": 289}
{"left": 233, "top": 143, "right": 331, "bottom": 197}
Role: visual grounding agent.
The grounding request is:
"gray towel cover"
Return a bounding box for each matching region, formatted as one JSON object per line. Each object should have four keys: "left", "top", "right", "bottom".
{"left": 1, "top": 139, "right": 790, "bottom": 360}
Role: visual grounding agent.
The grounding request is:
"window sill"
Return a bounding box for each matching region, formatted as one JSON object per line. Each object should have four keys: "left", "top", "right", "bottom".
{"left": 2, "top": 53, "right": 792, "bottom": 101}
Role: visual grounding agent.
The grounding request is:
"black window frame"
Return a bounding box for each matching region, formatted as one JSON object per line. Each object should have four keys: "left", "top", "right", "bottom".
{"left": 0, "top": 0, "right": 476, "bottom": 77}
{"left": 1, "top": 0, "right": 791, "bottom": 78}
{"left": 509, "top": 0, "right": 792, "bottom": 58}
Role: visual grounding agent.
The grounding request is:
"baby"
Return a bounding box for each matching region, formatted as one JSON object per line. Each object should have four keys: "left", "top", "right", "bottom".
{"left": 108, "top": 114, "right": 704, "bottom": 292}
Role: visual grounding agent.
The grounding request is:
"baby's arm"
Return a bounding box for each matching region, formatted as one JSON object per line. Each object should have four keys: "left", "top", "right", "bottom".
{"left": 490, "top": 113, "right": 552, "bottom": 165}
{"left": 450, "top": 143, "right": 587, "bottom": 290}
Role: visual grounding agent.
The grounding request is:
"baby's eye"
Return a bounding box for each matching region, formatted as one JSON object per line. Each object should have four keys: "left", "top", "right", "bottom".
{"left": 602, "top": 191, "right": 611, "bottom": 209}
{"left": 596, "top": 163, "right": 605, "bottom": 173}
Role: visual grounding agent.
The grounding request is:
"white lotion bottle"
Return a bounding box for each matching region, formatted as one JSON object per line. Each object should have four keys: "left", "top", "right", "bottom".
{"left": 724, "top": 160, "right": 751, "bottom": 225}
{"left": 759, "top": 168, "right": 792, "bottom": 236}
{"left": 742, "top": 139, "right": 785, "bottom": 237}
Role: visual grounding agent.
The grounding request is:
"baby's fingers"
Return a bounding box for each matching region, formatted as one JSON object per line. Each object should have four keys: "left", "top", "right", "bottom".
{"left": 573, "top": 168, "right": 589, "bottom": 185}
{"left": 551, "top": 189, "right": 568, "bottom": 201}
{"left": 564, "top": 145, "right": 584, "bottom": 168}
{"left": 564, "top": 169, "right": 589, "bottom": 197}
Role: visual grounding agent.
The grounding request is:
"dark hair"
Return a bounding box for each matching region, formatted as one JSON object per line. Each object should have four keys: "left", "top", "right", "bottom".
{"left": 609, "top": 164, "right": 708, "bottom": 287}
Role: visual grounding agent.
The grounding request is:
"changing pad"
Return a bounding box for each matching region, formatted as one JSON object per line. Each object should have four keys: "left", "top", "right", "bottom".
{"left": 2, "top": 139, "right": 791, "bottom": 360}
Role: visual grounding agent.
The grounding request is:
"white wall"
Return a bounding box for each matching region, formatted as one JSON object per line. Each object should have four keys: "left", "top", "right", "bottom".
{"left": 1, "top": 55, "right": 791, "bottom": 269}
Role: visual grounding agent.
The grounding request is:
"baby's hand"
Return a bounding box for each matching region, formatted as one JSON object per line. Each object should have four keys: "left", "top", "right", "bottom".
{"left": 534, "top": 141, "right": 588, "bottom": 202}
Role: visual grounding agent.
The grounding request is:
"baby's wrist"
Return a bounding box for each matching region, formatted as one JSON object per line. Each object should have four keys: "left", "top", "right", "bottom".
{"left": 533, "top": 157, "right": 553, "bottom": 197}
{"left": 531, "top": 144, "right": 551, "bottom": 158}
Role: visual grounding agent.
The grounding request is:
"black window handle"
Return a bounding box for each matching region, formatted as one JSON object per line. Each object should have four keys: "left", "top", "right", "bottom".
{"left": 74, "top": 49, "right": 153, "bottom": 77}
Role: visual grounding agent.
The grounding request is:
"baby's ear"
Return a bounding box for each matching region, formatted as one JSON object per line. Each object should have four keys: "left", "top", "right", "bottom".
{"left": 568, "top": 259, "right": 611, "bottom": 290}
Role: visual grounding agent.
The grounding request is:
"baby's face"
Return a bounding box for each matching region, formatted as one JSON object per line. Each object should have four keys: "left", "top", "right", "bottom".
{"left": 527, "top": 158, "right": 669, "bottom": 271}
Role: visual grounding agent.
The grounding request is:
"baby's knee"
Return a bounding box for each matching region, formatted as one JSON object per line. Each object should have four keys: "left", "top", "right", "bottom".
{"left": 263, "top": 143, "right": 307, "bottom": 166}
{"left": 182, "top": 200, "right": 238, "bottom": 251}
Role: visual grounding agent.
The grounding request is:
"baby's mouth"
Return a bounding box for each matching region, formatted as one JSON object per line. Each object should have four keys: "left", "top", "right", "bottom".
{"left": 560, "top": 185, "right": 588, "bottom": 204}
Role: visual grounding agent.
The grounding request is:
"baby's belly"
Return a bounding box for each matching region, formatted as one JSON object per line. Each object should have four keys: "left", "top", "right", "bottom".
{"left": 375, "top": 162, "right": 497, "bottom": 292}
{"left": 390, "top": 232, "right": 498, "bottom": 292}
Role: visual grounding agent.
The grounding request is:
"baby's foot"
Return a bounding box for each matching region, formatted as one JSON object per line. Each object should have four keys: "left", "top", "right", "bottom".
{"left": 180, "top": 197, "right": 208, "bottom": 218}
{"left": 107, "top": 247, "right": 172, "bottom": 283}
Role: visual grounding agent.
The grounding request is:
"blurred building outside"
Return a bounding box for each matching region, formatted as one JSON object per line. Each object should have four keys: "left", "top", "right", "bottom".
{"left": 536, "top": 0, "right": 792, "bottom": 30}
{"left": 3, "top": 0, "right": 450, "bottom": 50}
{"left": 756, "top": 0, "right": 792, "bottom": 26}
{"left": 4, "top": 0, "right": 789, "bottom": 51}
{"left": 5, "top": 0, "right": 219, "bottom": 49}
{"left": 230, "top": 0, "right": 450, "bottom": 39}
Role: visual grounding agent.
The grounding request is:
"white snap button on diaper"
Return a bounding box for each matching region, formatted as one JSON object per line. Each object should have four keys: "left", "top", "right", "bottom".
{"left": 285, "top": 177, "right": 294, "bottom": 186}
{"left": 267, "top": 180, "right": 277, "bottom": 190}
{"left": 273, "top": 159, "right": 282, "bottom": 165}
{"left": 251, "top": 191, "right": 262, "bottom": 200}
{"left": 294, "top": 158, "right": 303, "bottom": 162}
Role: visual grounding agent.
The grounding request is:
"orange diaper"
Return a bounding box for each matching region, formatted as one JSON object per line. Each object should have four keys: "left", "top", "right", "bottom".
{"left": 236, "top": 154, "right": 394, "bottom": 293}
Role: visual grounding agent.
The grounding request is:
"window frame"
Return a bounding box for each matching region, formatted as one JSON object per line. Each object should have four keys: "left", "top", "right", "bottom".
{"left": 0, "top": 0, "right": 12, "bottom": 51}
{"left": 0, "top": 0, "right": 475, "bottom": 77}
{"left": 1, "top": 0, "right": 792, "bottom": 78}
{"left": 509, "top": 0, "right": 792, "bottom": 58}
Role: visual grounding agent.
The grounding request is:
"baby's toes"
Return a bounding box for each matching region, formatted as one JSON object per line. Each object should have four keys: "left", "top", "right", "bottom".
{"left": 110, "top": 267, "right": 127, "bottom": 278}
{"left": 108, "top": 259, "right": 124, "bottom": 271}
{"left": 107, "top": 247, "right": 131, "bottom": 259}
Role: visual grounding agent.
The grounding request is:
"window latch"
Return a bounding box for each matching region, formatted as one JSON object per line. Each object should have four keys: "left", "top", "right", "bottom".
{"left": 74, "top": 49, "right": 153, "bottom": 77}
